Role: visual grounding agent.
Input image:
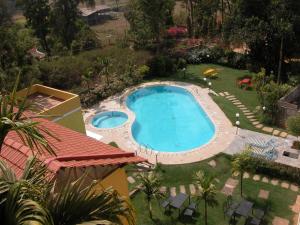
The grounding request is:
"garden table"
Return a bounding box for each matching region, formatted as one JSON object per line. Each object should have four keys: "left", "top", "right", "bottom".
{"left": 169, "top": 193, "right": 189, "bottom": 209}
{"left": 235, "top": 200, "right": 253, "bottom": 218}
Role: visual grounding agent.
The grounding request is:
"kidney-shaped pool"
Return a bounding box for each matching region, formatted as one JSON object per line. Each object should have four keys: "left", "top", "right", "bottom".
{"left": 126, "top": 85, "right": 215, "bottom": 152}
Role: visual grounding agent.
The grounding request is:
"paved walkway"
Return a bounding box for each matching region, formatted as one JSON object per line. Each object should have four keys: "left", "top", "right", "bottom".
{"left": 224, "top": 129, "right": 300, "bottom": 168}
{"left": 219, "top": 92, "right": 288, "bottom": 137}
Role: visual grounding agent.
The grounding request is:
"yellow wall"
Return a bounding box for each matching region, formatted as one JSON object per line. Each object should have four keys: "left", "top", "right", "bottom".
{"left": 99, "top": 167, "right": 130, "bottom": 198}
{"left": 40, "top": 95, "right": 86, "bottom": 134}
{"left": 95, "top": 168, "right": 133, "bottom": 225}
{"left": 54, "top": 110, "right": 86, "bottom": 134}
{"left": 18, "top": 84, "right": 86, "bottom": 134}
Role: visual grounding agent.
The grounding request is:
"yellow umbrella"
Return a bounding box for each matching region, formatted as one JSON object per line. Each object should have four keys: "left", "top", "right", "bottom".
{"left": 203, "top": 68, "right": 216, "bottom": 75}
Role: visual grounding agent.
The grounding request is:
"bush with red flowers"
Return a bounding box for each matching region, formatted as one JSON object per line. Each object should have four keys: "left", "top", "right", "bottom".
{"left": 167, "top": 26, "right": 188, "bottom": 38}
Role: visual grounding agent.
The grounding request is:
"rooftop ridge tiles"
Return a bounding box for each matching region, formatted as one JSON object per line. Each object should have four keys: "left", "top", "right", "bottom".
{"left": 44, "top": 152, "right": 136, "bottom": 164}
{"left": 3, "top": 138, "right": 31, "bottom": 156}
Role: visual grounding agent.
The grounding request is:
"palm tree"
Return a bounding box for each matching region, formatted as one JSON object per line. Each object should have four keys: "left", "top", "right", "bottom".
{"left": 97, "top": 57, "right": 111, "bottom": 86}
{"left": 194, "top": 170, "right": 218, "bottom": 225}
{"left": 0, "top": 157, "right": 135, "bottom": 225}
{"left": 0, "top": 75, "right": 57, "bottom": 155}
{"left": 138, "top": 172, "right": 164, "bottom": 219}
{"left": 82, "top": 69, "right": 94, "bottom": 92}
{"left": 231, "top": 148, "right": 253, "bottom": 197}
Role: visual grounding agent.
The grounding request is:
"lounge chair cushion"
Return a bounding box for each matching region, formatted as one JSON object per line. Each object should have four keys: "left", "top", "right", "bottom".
{"left": 184, "top": 208, "right": 194, "bottom": 216}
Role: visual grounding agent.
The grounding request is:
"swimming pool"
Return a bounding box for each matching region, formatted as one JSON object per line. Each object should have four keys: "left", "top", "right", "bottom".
{"left": 126, "top": 85, "right": 215, "bottom": 152}
{"left": 91, "top": 111, "right": 128, "bottom": 129}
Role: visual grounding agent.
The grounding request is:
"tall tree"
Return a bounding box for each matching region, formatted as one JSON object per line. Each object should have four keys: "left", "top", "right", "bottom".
{"left": 51, "top": 0, "right": 95, "bottom": 49}
{"left": 126, "top": 0, "right": 175, "bottom": 48}
{"left": 0, "top": 0, "right": 12, "bottom": 26}
{"left": 23, "top": 0, "right": 51, "bottom": 54}
{"left": 222, "top": 0, "right": 299, "bottom": 78}
{"left": 194, "top": 170, "right": 218, "bottom": 225}
{"left": 138, "top": 172, "right": 164, "bottom": 219}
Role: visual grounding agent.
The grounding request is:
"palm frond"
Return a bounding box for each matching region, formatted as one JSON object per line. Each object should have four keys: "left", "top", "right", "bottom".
{"left": 2, "top": 183, "right": 53, "bottom": 225}
{"left": 0, "top": 73, "right": 59, "bottom": 156}
{"left": 0, "top": 159, "right": 17, "bottom": 182}
{"left": 2, "top": 117, "right": 57, "bottom": 156}
{"left": 48, "top": 176, "right": 135, "bottom": 225}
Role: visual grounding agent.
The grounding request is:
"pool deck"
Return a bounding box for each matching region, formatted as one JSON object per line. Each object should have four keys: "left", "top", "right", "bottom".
{"left": 84, "top": 81, "right": 236, "bottom": 164}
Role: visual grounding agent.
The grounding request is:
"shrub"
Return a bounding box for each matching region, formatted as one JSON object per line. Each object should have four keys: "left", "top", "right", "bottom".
{"left": 257, "top": 81, "right": 291, "bottom": 125}
{"left": 39, "top": 56, "right": 87, "bottom": 89}
{"left": 242, "top": 156, "right": 300, "bottom": 185}
{"left": 137, "top": 65, "right": 150, "bottom": 78}
{"left": 161, "top": 39, "right": 176, "bottom": 49}
{"left": 186, "top": 47, "right": 214, "bottom": 64}
{"left": 186, "top": 46, "right": 248, "bottom": 69}
{"left": 176, "top": 58, "right": 187, "bottom": 70}
{"left": 225, "top": 51, "right": 248, "bottom": 69}
{"left": 147, "top": 55, "right": 177, "bottom": 77}
{"left": 109, "top": 141, "right": 119, "bottom": 148}
{"left": 166, "top": 26, "right": 188, "bottom": 38}
{"left": 259, "top": 112, "right": 273, "bottom": 125}
{"left": 254, "top": 69, "right": 292, "bottom": 125}
{"left": 287, "top": 114, "right": 300, "bottom": 138}
{"left": 292, "top": 141, "right": 300, "bottom": 150}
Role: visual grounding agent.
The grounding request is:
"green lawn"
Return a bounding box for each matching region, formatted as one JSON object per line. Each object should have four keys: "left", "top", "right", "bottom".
{"left": 129, "top": 154, "right": 298, "bottom": 225}
{"left": 186, "top": 64, "right": 259, "bottom": 111}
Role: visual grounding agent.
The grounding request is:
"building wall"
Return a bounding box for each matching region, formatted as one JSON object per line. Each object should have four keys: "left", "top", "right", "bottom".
{"left": 97, "top": 167, "right": 130, "bottom": 198}
{"left": 52, "top": 109, "right": 86, "bottom": 134}
{"left": 17, "top": 84, "right": 86, "bottom": 134}
{"left": 42, "top": 95, "right": 86, "bottom": 134}
{"left": 98, "top": 167, "right": 132, "bottom": 225}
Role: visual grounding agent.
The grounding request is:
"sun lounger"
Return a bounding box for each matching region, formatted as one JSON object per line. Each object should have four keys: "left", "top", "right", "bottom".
{"left": 184, "top": 208, "right": 194, "bottom": 217}
{"left": 251, "top": 145, "right": 278, "bottom": 160}
{"left": 246, "top": 137, "right": 277, "bottom": 149}
{"left": 161, "top": 196, "right": 175, "bottom": 209}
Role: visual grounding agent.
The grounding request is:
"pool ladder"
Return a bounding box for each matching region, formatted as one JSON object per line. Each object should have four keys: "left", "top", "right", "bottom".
{"left": 138, "top": 143, "right": 154, "bottom": 155}
{"left": 137, "top": 143, "right": 159, "bottom": 164}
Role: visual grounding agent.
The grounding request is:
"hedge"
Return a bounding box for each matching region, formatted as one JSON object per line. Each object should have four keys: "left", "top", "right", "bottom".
{"left": 244, "top": 156, "right": 300, "bottom": 185}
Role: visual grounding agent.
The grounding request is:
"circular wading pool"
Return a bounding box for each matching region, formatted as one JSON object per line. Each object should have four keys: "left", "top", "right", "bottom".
{"left": 91, "top": 111, "right": 128, "bottom": 129}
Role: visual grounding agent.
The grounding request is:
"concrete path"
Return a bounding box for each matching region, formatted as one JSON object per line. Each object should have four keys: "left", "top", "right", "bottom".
{"left": 224, "top": 129, "right": 300, "bottom": 168}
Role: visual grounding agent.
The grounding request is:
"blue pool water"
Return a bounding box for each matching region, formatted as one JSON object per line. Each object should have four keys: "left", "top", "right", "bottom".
{"left": 126, "top": 85, "right": 215, "bottom": 152}
{"left": 92, "top": 111, "right": 128, "bottom": 128}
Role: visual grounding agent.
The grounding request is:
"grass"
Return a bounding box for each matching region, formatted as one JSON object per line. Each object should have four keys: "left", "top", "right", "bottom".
{"left": 129, "top": 154, "right": 298, "bottom": 225}
{"left": 186, "top": 64, "right": 259, "bottom": 111}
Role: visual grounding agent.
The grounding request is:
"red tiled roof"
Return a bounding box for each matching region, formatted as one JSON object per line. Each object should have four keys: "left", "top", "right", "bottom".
{"left": 1, "top": 118, "right": 145, "bottom": 178}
